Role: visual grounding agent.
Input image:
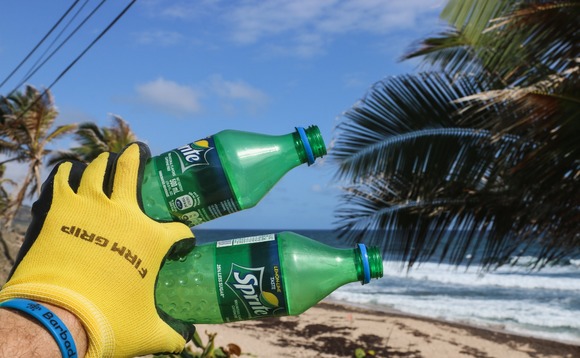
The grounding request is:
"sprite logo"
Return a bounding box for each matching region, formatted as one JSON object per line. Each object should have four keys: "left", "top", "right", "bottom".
{"left": 174, "top": 140, "right": 214, "bottom": 172}
{"left": 225, "top": 264, "right": 279, "bottom": 317}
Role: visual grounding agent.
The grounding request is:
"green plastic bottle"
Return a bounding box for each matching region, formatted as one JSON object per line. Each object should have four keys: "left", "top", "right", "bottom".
{"left": 141, "top": 126, "right": 326, "bottom": 227}
{"left": 155, "top": 231, "right": 383, "bottom": 324}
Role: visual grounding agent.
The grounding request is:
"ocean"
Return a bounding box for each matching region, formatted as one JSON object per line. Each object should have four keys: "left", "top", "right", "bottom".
{"left": 193, "top": 229, "right": 580, "bottom": 346}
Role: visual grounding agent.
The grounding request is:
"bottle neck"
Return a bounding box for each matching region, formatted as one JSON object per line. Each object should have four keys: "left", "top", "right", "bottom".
{"left": 355, "top": 244, "right": 383, "bottom": 284}
{"left": 293, "top": 126, "right": 327, "bottom": 165}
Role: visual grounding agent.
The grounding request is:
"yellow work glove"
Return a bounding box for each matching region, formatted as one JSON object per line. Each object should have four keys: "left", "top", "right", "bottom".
{"left": 0, "top": 142, "right": 196, "bottom": 357}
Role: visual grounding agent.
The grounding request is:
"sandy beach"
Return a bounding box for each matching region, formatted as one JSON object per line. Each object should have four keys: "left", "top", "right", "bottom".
{"left": 184, "top": 301, "right": 580, "bottom": 358}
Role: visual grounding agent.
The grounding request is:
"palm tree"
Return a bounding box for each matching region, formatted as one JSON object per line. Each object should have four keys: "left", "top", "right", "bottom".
{"left": 48, "top": 115, "right": 137, "bottom": 166}
{"left": 0, "top": 85, "right": 77, "bottom": 228}
{"left": 331, "top": 0, "right": 579, "bottom": 269}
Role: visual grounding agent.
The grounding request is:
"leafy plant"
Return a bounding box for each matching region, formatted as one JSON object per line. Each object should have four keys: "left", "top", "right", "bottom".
{"left": 157, "top": 330, "right": 242, "bottom": 358}
{"left": 354, "top": 347, "right": 375, "bottom": 357}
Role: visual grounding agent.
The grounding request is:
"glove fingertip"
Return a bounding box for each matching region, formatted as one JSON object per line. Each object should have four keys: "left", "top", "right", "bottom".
{"left": 124, "top": 141, "right": 151, "bottom": 163}
{"left": 157, "top": 307, "right": 196, "bottom": 342}
{"left": 167, "top": 238, "right": 196, "bottom": 261}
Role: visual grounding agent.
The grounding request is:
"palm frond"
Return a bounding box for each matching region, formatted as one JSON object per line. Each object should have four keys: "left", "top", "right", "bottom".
{"left": 487, "top": 1, "right": 580, "bottom": 74}
{"left": 45, "top": 123, "right": 78, "bottom": 142}
{"left": 403, "top": 0, "right": 515, "bottom": 78}
{"left": 402, "top": 29, "right": 483, "bottom": 75}
{"left": 331, "top": 72, "right": 499, "bottom": 181}
{"left": 456, "top": 63, "right": 580, "bottom": 188}
{"left": 405, "top": 1, "right": 578, "bottom": 87}
{"left": 47, "top": 116, "right": 138, "bottom": 166}
{"left": 441, "top": 0, "right": 514, "bottom": 44}
{"left": 331, "top": 69, "right": 579, "bottom": 268}
{"left": 335, "top": 169, "right": 578, "bottom": 269}
{"left": 46, "top": 151, "right": 84, "bottom": 167}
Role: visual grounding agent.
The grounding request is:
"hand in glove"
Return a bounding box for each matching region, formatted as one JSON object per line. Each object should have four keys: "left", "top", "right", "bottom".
{"left": 0, "top": 142, "right": 196, "bottom": 357}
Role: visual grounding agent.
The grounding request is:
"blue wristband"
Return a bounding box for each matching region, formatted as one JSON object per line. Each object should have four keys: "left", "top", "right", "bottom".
{"left": 0, "top": 298, "right": 78, "bottom": 358}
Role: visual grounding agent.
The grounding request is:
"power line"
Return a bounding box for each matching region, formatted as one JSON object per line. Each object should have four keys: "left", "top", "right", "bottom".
{"left": 0, "top": 0, "right": 82, "bottom": 90}
{"left": 4, "top": 0, "right": 138, "bottom": 124}
{"left": 9, "top": 0, "right": 107, "bottom": 97}
{"left": 45, "top": 0, "right": 138, "bottom": 92}
{"left": 21, "top": 0, "right": 92, "bottom": 85}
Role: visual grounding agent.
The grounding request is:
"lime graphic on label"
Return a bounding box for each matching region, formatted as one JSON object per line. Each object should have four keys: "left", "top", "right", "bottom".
{"left": 260, "top": 291, "right": 279, "bottom": 308}
{"left": 194, "top": 140, "right": 210, "bottom": 148}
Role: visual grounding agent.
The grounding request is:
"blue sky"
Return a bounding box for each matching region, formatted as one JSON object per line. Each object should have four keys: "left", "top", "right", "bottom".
{"left": 0, "top": 0, "right": 443, "bottom": 229}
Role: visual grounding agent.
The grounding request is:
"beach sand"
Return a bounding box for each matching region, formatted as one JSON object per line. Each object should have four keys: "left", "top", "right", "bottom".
{"left": 182, "top": 301, "right": 580, "bottom": 358}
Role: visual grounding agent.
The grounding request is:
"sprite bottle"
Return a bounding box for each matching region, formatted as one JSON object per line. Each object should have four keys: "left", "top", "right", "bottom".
{"left": 155, "top": 231, "right": 383, "bottom": 324}
{"left": 141, "top": 126, "right": 326, "bottom": 227}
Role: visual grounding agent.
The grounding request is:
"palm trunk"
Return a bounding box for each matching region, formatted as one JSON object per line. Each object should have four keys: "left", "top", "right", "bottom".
{"left": 0, "top": 230, "right": 15, "bottom": 267}
{"left": 3, "top": 165, "right": 34, "bottom": 230}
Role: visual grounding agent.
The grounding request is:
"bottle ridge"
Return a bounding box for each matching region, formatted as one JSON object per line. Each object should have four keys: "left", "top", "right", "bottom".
{"left": 141, "top": 126, "right": 326, "bottom": 227}
{"left": 155, "top": 231, "right": 383, "bottom": 324}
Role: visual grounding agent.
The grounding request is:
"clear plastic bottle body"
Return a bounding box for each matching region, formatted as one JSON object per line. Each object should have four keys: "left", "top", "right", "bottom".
{"left": 156, "top": 244, "right": 222, "bottom": 323}
{"left": 214, "top": 131, "right": 301, "bottom": 209}
{"left": 155, "top": 231, "right": 382, "bottom": 324}
{"left": 141, "top": 127, "right": 325, "bottom": 226}
{"left": 277, "top": 233, "right": 360, "bottom": 315}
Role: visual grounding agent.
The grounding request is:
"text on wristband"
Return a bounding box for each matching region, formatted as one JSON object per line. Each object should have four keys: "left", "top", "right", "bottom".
{"left": 42, "top": 311, "right": 78, "bottom": 358}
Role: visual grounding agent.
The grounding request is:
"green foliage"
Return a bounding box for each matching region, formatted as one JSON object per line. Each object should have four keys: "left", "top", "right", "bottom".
{"left": 157, "top": 331, "right": 242, "bottom": 358}
{"left": 0, "top": 85, "right": 77, "bottom": 227}
{"left": 354, "top": 347, "right": 376, "bottom": 357}
{"left": 332, "top": 0, "right": 580, "bottom": 269}
{"left": 48, "top": 115, "right": 137, "bottom": 166}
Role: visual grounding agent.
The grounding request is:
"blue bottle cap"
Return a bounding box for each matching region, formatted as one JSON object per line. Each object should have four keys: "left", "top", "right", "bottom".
{"left": 358, "top": 243, "right": 371, "bottom": 284}
{"left": 296, "top": 126, "right": 315, "bottom": 166}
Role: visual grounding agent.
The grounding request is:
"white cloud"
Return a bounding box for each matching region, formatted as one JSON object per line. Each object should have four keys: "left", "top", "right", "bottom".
{"left": 133, "top": 30, "right": 184, "bottom": 46}
{"left": 209, "top": 75, "right": 269, "bottom": 115}
{"left": 311, "top": 184, "right": 323, "bottom": 192}
{"left": 140, "top": 0, "right": 219, "bottom": 20}
{"left": 342, "top": 72, "right": 368, "bottom": 89}
{"left": 228, "top": 0, "right": 336, "bottom": 44}
{"left": 135, "top": 77, "right": 202, "bottom": 116}
{"left": 133, "top": 75, "right": 268, "bottom": 117}
{"left": 160, "top": 4, "right": 198, "bottom": 19}
{"left": 210, "top": 75, "right": 267, "bottom": 103}
{"left": 225, "top": 0, "right": 442, "bottom": 56}
{"left": 142, "top": 0, "right": 442, "bottom": 58}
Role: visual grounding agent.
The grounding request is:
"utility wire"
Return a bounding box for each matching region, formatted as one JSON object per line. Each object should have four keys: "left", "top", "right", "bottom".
{"left": 22, "top": 0, "right": 92, "bottom": 85}
{"left": 0, "top": 0, "right": 82, "bottom": 90}
{"left": 45, "top": 0, "right": 138, "bottom": 92}
{"left": 9, "top": 0, "right": 108, "bottom": 97}
{"left": 4, "top": 0, "right": 138, "bottom": 123}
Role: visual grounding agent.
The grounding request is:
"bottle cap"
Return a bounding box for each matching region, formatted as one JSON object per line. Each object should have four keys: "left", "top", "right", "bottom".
{"left": 295, "top": 125, "right": 327, "bottom": 166}
{"left": 357, "top": 244, "right": 383, "bottom": 285}
{"left": 358, "top": 243, "right": 371, "bottom": 284}
{"left": 296, "top": 127, "right": 315, "bottom": 165}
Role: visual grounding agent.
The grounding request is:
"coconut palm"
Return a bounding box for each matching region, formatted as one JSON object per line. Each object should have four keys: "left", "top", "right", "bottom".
{"left": 331, "top": 0, "right": 579, "bottom": 269}
{"left": 0, "top": 85, "right": 77, "bottom": 228}
{"left": 48, "top": 115, "right": 137, "bottom": 166}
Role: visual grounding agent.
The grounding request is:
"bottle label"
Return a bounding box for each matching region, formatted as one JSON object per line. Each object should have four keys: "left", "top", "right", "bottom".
{"left": 214, "top": 234, "right": 288, "bottom": 322}
{"left": 151, "top": 137, "right": 240, "bottom": 226}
